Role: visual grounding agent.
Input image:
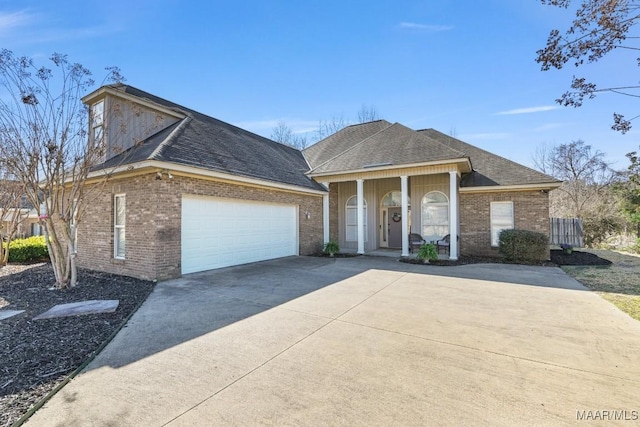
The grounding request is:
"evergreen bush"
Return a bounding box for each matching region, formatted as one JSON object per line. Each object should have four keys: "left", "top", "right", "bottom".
{"left": 6, "top": 236, "right": 49, "bottom": 262}
{"left": 498, "top": 229, "right": 548, "bottom": 263}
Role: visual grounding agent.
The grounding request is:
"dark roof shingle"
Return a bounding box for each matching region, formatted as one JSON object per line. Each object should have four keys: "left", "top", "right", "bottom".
{"left": 96, "top": 85, "right": 558, "bottom": 191}
{"left": 418, "top": 129, "right": 560, "bottom": 187}
{"left": 308, "top": 123, "right": 467, "bottom": 174}
{"left": 97, "top": 85, "right": 324, "bottom": 192}
{"left": 303, "top": 120, "right": 392, "bottom": 169}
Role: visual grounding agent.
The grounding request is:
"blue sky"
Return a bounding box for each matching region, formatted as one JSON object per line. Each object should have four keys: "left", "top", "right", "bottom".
{"left": 2, "top": 0, "right": 638, "bottom": 169}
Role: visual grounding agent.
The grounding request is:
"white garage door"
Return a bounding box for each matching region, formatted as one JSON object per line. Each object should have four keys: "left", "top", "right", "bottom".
{"left": 181, "top": 196, "right": 298, "bottom": 274}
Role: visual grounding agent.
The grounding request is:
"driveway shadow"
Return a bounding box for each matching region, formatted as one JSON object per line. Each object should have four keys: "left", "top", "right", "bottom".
{"left": 87, "top": 256, "right": 368, "bottom": 370}
{"left": 86, "top": 256, "right": 587, "bottom": 371}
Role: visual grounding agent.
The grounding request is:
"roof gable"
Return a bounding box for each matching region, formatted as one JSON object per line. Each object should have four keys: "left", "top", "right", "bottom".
{"left": 303, "top": 120, "right": 392, "bottom": 169}
{"left": 308, "top": 122, "right": 467, "bottom": 174}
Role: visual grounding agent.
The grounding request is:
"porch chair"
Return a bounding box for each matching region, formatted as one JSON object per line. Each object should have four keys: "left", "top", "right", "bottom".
{"left": 409, "top": 233, "right": 426, "bottom": 253}
{"left": 436, "top": 234, "right": 459, "bottom": 254}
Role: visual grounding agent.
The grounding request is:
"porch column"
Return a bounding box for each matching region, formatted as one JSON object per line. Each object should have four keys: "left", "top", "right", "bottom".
{"left": 401, "top": 175, "right": 409, "bottom": 257}
{"left": 322, "top": 182, "right": 330, "bottom": 244}
{"left": 449, "top": 171, "right": 459, "bottom": 260}
{"left": 356, "top": 178, "right": 365, "bottom": 254}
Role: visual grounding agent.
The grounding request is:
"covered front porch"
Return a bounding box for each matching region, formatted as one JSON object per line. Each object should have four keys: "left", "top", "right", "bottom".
{"left": 317, "top": 163, "right": 469, "bottom": 261}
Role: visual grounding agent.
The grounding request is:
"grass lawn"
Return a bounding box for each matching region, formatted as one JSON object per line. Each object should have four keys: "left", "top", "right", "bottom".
{"left": 562, "top": 249, "right": 640, "bottom": 321}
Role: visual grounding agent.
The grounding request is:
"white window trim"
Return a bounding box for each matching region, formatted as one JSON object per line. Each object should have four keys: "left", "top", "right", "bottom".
{"left": 490, "top": 201, "right": 514, "bottom": 247}
{"left": 114, "top": 194, "right": 126, "bottom": 259}
{"left": 346, "top": 195, "right": 367, "bottom": 242}
{"left": 92, "top": 100, "right": 105, "bottom": 149}
{"left": 421, "top": 191, "right": 449, "bottom": 241}
{"left": 381, "top": 190, "right": 410, "bottom": 208}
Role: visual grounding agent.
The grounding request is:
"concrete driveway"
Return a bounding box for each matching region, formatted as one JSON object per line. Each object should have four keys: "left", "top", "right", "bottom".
{"left": 27, "top": 256, "right": 640, "bottom": 426}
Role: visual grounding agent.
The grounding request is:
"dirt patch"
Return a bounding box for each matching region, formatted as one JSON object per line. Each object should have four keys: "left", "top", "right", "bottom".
{"left": 0, "top": 263, "right": 154, "bottom": 427}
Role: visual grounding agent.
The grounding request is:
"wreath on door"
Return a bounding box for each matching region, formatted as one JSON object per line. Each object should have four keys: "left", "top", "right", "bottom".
{"left": 391, "top": 212, "right": 401, "bottom": 222}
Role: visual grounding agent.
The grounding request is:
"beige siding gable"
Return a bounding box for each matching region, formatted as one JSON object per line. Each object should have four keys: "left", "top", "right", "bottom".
{"left": 100, "top": 95, "right": 181, "bottom": 161}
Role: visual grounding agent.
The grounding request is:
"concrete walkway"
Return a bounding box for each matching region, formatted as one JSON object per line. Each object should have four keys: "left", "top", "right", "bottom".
{"left": 26, "top": 256, "right": 640, "bottom": 426}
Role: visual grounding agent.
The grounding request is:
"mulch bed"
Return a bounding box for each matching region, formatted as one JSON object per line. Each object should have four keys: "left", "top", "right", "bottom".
{"left": 400, "top": 250, "right": 612, "bottom": 267}
{"left": 549, "top": 249, "right": 612, "bottom": 266}
{"left": 401, "top": 255, "right": 555, "bottom": 267}
{"left": 315, "top": 253, "right": 361, "bottom": 258}
{"left": 0, "top": 263, "right": 154, "bottom": 427}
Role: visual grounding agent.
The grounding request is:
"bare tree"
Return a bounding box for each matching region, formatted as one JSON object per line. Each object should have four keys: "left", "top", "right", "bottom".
{"left": 356, "top": 105, "right": 380, "bottom": 123}
{"left": 534, "top": 140, "right": 623, "bottom": 245}
{"left": 270, "top": 121, "right": 308, "bottom": 149}
{"left": 316, "top": 114, "right": 348, "bottom": 141}
{"left": 536, "top": 0, "right": 640, "bottom": 133}
{"left": 276, "top": 105, "right": 382, "bottom": 147}
{"left": 533, "top": 140, "right": 613, "bottom": 184}
{"left": 0, "top": 50, "right": 122, "bottom": 288}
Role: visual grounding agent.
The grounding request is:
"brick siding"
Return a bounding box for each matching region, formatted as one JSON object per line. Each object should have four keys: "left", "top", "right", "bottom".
{"left": 459, "top": 190, "right": 550, "bottom": 257}
{"left": 77, "top": 173, "right": 324, "bottom": 281}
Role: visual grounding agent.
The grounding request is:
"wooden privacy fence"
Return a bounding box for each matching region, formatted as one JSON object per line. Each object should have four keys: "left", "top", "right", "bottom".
{"left": 549, "top": 218, "right": 584, "bottom": 247}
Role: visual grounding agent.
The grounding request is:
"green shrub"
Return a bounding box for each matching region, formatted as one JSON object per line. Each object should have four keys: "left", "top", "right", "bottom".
{"left": 498, "top": 229, "right": 548, "bottom": 263}
{"left": 417, "top": 242, "right": 438, "bottom": 262}
{"left": 323, "top": 240, "right": 340, "bottom": 256}
{"left": 6, "top": 236, "right": 49, "bottom": 262}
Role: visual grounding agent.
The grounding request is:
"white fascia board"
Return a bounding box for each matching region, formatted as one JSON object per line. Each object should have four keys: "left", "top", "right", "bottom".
{"left": 460, "top": 182, "right": 562, "bottom": 193}
{"left": 89, "top": 160, "right": 327, "bottom": 196}
{"left": 307, "top": 157, "right": 472, "bottom": 178}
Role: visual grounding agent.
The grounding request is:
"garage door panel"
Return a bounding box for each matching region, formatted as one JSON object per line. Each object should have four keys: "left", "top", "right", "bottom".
{"left": 181, "top": 196, "right": 298, "bottom": 274}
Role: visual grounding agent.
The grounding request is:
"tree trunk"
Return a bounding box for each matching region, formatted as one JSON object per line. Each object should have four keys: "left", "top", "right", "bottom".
{"left": 0, "top": 239, "right": 6, "bottom": 267}
{"left": 69, "top": 232, "right": 77, "bottom": 286}
{"left": 1, "top": 235, "right": 12, "bottom": 266}
{"left": 44, "top": 216, "right": 76, "bottom": 289}
{"left": 0, "top": 208, "right": 26, "bottom": 267}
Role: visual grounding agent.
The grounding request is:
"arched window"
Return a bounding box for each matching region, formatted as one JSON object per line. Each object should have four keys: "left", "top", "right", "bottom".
{"left": 381, "top": 191, "right": 410, "bottom": 208}
{"left": 346, "top": 196, "right": 367, "bottom": 242}
{"left": 421, "top": 191, "right": 448, "bottom": 243}
{"left": 381, "top": 191, "right": 411, "bottom": 208}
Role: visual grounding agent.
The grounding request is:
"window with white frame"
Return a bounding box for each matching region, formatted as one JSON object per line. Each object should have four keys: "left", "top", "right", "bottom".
{"left": 421, "top": 191, "right": 449, "bottom": 243}
{"left": 92, "top": 100, "right": 104, "bottom": 149}
{"left": 114, "top": 194, "right": 126, "bottom": 259}
{"left": 490, "top": 201, "right": 514, "bottom": 247}
{"left": 346, "top": 196, "right": 367, "bottom": 242}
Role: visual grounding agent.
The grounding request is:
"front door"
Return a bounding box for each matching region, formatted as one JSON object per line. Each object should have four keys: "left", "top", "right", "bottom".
{"left": 388, "top": 207, "right": 402, "bottom": 248}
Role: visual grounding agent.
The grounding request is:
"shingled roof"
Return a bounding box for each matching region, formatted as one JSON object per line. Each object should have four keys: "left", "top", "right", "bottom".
{"left": 302, "top": 120, "right": 393, "bottom": 169}
{"left": 305, "top": 122, "right": 467, "bottom": 174}
{"left": 418, "top": 129, "right": 560, "bottom": 187}
{"left": 302, "top": 120, "right": 558, "bottom": 188}
{"left": 96, "top": 85, "right": 324, "bottom": 192}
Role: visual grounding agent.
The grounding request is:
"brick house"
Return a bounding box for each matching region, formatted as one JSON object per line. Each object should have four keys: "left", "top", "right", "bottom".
{"left": 304, "top": 122, "right": 561, "bottom": 258}
{"left": 78, "top": 84, "right": 560, "bottom": 280}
